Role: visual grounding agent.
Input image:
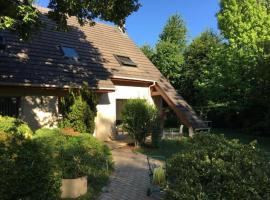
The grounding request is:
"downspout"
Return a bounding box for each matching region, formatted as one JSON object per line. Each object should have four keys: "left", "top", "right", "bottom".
{"left": 149, "top": 81, "right": 156, "bottom": 97}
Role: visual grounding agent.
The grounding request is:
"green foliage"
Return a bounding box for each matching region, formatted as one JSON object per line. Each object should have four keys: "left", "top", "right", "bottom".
{"left": 121, "top": 99, "right": 159, "bottom": 147}
{"left": 153, "top": 166, "right": 166, "bottom": 186}
{"left": 0, "top": 115, "right": 33, "bottom": 139}
{"left": 199, "top": 0, "right": 270, "bottom": 132}
{"left": 159, "top": 14, "right": 187, "bottom": 50}
{"left": 140, "top": 14, "right": 187, "bottom": 89}
{"left": 153, "top": 41, "right": 183, "bottom": 87}
{"left": 59, "top": 84, "right": 97, "bottom": 134}
{"left": 0, "top": 1, "right": 41, "bottom": 40}
{"left": 140, "top": 2, "right": 270, "bottom": 134}
{"left": 218, "top": 0, "right": 270, "bottom": 49}
{"left": 140, "top": 44, "right": 155, "bottom": 60}
{"left": 0, "top": 0, "right": 140, "bottom": 40}
{"left": 34, "top": 128, "right": 113, "bottom": 179}
{"left": 0, "top": 132, "right": 61, "bottom": 200}
{"left": 151, "top": 113, "right": 162, "bottom": 148}
{"left": 182, "top": 30, "right": 222, "bottom": 106}
{"left": 165, "top": 134, "right": 270, "bottom": 200}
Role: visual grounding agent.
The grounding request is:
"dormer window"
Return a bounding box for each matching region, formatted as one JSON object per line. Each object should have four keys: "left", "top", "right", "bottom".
{"left": 114, "top": 55, "right": 137, "bottom": 67}
{"left": 61, "top": 46, "right": 79, "bottom": 60}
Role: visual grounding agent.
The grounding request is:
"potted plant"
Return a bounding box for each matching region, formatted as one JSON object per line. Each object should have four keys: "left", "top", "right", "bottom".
{"left": 58, "top": 128, "right": 88, "bottom": 198}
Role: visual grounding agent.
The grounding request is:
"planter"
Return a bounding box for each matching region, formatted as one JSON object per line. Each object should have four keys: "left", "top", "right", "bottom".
{"left": 61, "top": 176, "right": 87, "bottom": 199}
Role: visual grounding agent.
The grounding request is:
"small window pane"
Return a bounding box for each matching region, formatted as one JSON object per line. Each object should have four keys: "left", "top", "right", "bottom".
{"left": 0, "top": 97, "right": 20, "bottom": 117}
{"left": 115, "top": 55, "right": 137, "bottom": 67}
{"left": 61, "top": 46, "right": 79, "bottom": 60}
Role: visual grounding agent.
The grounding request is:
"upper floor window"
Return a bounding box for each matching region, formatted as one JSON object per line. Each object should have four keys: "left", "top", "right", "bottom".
{"left": 61, "top": 46, "right": 79, "bottom": 60}
{"left": 114, "top": 55, "right": 137, "bottom": 67}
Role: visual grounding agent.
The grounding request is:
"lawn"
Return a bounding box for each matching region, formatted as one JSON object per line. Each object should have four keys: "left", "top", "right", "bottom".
{"left": 137, "top": 129, "right": 270, "bottom": 159}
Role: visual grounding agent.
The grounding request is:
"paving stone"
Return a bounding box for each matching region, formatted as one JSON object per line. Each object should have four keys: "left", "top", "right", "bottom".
{"left": 97, "top": 146, "right": 154, "bottom": 200}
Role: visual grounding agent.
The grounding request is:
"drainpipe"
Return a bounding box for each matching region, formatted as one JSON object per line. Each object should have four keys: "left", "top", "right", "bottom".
{"left": 149, "top": 81, "right": 156, "bottom": 97}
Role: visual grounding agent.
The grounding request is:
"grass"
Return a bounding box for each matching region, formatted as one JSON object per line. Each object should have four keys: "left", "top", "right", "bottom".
{"left": 212, "top": 129, "right": 270, "bottom": 154}
{"left": 135, "top": 138, "right": 189, "bottom": 159}
{"left": 137, "top": 129, "right": 270, "bottom": 159}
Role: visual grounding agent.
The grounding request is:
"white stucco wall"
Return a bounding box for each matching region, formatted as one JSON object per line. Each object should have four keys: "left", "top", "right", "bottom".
{"left": 94, "top": 85, "right": 158, "bottom": 140}
{"left": 94, "top": 92, "right": 116, "bottom": 140}
{"left": 21, "top": 96, "right": 58, "bottom": 131}
{"left": 114, "top": 85, "right": 154, "bottom": 103}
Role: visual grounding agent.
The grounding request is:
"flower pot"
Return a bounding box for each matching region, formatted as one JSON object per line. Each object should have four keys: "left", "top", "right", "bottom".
{"left": 61, "top": 176, "right": 87, "bottom": 199}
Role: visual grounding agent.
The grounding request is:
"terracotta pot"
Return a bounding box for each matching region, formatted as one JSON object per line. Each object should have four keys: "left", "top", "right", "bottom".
{"left": 61, "top": 176, "right": 87, "bottom": 199}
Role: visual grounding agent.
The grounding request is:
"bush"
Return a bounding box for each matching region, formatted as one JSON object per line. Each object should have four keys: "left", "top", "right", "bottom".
{"left": 34, "top": 128, "right": 113, "bottom": 198}
{"left": 59, "top": 83, "right": 97, "bottom": 134}
{"left": 151, "top": 118, "right": 162, "bottom": 148}
{"left": 121, "top": 99, "right": 160, "bottom": 147}
{"left": 165, "top": 134, "right": 270, "bottom": 200}
{"left": 0, "top": 132, "right": 61, "bottom": 200}
{"left": 0, "top": 115, "right": 33, "bottom": 139}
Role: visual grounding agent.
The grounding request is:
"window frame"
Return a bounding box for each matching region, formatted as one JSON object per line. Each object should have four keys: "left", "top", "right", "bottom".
{"left": 114, "top": 54, "right": 137, "bottom": 67}
{"left": 60, "top": 45, "right": 79, "bottom": 61}
{"left": 0, "top": 97, "right": 21, "bottom": 117}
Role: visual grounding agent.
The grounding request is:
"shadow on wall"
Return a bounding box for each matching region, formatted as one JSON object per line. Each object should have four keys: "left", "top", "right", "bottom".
{"left": 21, "top": 96, "right": 58, "bottom": 131}
{"left": 95, "top": 112, "right": 115, "bottom": 141}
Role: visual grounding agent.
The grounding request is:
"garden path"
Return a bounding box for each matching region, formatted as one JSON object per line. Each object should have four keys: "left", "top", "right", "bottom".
{"left": 97, "top": 142, "right": 154, "bottom": 200}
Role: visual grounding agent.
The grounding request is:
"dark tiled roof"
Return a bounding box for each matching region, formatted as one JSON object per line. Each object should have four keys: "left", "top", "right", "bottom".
{"left": 0, "top": 7, "right": 205, "bottom": 128}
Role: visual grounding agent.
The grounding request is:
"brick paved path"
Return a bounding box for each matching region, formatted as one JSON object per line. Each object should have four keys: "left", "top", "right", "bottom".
{"left": 98, "top": 144, "right": 154, "bottom": 200}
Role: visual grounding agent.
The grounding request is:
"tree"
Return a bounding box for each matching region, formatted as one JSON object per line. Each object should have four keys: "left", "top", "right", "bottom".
{"left": 212, "top": 0, "right": 270, "bottom": 132}
{"left": 153, "top": 41, "right": 183, "bottom": 87}
{"left": 218, "top": 0, "right": 270, "bottom": 49}
{"left": 159, "top": 14, "right": 187, "bottom": 50}
{"left": 182, "top": 30, "right": 222, "bottom": 106}
{"left": 140, "top": 14, "right": 187, "bottom": 90}
{"left": 140, "top": 44, "right": 155, "bottom": 61}
{"left": 0, "top": 0, "right": 140, "bottom": 40}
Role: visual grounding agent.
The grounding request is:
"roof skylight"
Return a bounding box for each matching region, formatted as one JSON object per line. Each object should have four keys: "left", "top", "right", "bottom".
{"left": 114, "top": 55, "right": 137, "bottom": 67}
{"left": 61, "top": 46, "right": 79, "bottom": 60}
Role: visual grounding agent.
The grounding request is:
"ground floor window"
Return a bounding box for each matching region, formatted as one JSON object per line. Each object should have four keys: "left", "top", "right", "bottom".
{"left": 0, "top": 97, "right": 20, "bottom": 117}
{"left": 116, "top": 99, "right": 128, "bottom": 125}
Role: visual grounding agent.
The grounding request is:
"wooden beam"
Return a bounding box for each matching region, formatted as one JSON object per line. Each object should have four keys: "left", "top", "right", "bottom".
{"left": 154, "top": 84, "right": 192, "bottom": 128}
{"left": 151, "top": 91, "right": 161, "bottom": 96}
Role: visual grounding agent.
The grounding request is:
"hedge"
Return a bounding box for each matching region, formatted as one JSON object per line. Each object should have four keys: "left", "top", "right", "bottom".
{"left": 34, "top": 128, "right": 113, "bottom": 198}
{"left": 165, "top": 133, "right": 270, "bottom": 200}
{"left": 0, "top": 115, "right": 33, "bottom": 139}
{"left": 0, "top": 132, "right": 61, "bottom": 200}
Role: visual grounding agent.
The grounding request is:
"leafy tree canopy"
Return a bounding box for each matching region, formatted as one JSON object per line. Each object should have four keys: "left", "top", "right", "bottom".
{"left": 159, "top": 14, "right": 187, "bottom": 50}
{"left": 141, "top": 14, "right": 187, "bottom": 89}
{"left": 0, "top": 0, "right": 140, "bottom": 40}
{"left": 218, "top": 0, "right": 270, "bottom": 50}
{"left": 182, "top": 30, "right": 223, "bottom": 106}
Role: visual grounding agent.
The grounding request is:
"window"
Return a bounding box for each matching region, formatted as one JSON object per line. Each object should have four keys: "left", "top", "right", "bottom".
{"left": 60, "top": 46, "right": 79, "bottom": 60}
{"left": 0, "top": 97, "right": 20, "bottom": 117}
{"left": 0, "top": 36, "right": 6, "bottom": 50}
{"left": 114, "top": 55, "right": 137, "bottom": 67}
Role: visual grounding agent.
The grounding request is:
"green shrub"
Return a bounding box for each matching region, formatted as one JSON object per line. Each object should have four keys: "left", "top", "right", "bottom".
{"left": 151, "top": 116, "right": 162, "bottom": 148}
{"left": 165, "top": 133, "right": 270, "bottom": 200}
{"left": 0, "top": 115, "right": 33, "bottom": 139}
{"left": 59, "top": 83, "right": 97, "bottom": 134}
{"left": 34, "top": 128, "right": 113, "bottom": 198}
{"left": 0, "top": 132, "right": 61, "bottom": 200}
{"left": 122, "top": 99, "right": 160, "bottom": 147}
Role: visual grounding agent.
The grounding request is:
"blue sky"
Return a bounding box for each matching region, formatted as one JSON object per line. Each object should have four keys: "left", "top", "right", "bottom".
{"left": 36, "top": 0, "right": 220, "bottom": 47}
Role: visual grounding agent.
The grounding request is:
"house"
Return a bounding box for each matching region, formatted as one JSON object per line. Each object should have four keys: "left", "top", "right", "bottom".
{"left": 0, "top": 7, "right": 205, "bottom": 140}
